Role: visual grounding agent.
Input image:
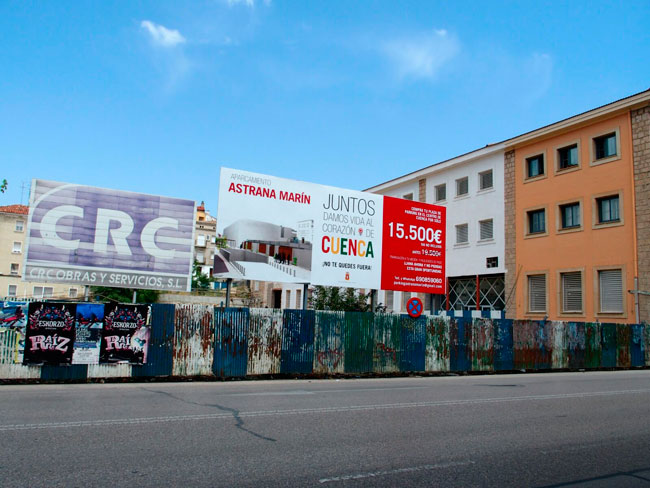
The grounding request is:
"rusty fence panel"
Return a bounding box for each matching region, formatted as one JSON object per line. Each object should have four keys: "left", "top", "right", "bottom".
{"left": 514, "top": 321, "right": 553, "bottom": 370}
{"left": 373, "top": 313, "right": 401, "bottom": 373}
{"left": 313, "top": 311, "right": 345, "bottom": 374}
{"left": 601, "top": 323, "right": 617, "bottom": 368}
{"left": 584, "top": 323, "right": 601, "bottom": 369}
{"left": 172, "top": 304, "right": 214, "bottom": 377}
{"left": 425, "top": 315, "right": 450, "bottom": 372}
{"left": 214, "top": 308, "right": 249, "bottom": 378}
{"left": 450, "top": 317, "right": 471, "bottom": 372}
{"left": 494, "top": 319, "right": 513, "bottom": 371}
{"left": 281, "top": 310, "right": 315, "bottom": 374}
{"left": 471, "top": 319, "right": 494, "bottom": 372}
{"left": 550, "top": 321, "right": 568, "bottom": 369}
{"left": 616, "top": 324, "right": 631, "bottom": 368}
{"left": 399, "top": 315, "right": 426, "bottom": 372}
{"left": 630, "top": 324, "right": 645, "bottom": 368}
{"left": 343, "top": 312, "right": 374, "bottom": 374}
{"left": 567, "top": 322, "right": 585, "bottom": 369}
{"left": 247, "top": 308, "right": 282, "bottom": 375}
{"left": 645, "top": 323, "right": 650, "bottom": 367}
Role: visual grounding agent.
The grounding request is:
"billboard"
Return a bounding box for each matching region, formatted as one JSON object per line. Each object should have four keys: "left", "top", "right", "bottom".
{"left": 23, "top": 180, "right": 195, "bottom": 292}
{"left": 216, "top": 168, "right": 446, "bottom": 294}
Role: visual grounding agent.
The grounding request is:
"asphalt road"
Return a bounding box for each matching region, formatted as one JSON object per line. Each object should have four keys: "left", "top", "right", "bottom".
{"left": 1, "top": 371, "right": 650, "bottom": 487}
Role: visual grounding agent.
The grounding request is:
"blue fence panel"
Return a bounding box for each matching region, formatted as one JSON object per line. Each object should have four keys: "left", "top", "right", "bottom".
{"left": 494, "top": 319, "right": 514, "bottom": 371}
{"left": 281, "top": 310, "right": 315, "bottom": 374}
{"left": 567, "top": 322, "right": 585, "bottom": 369}
{"left": 133, "top": 303, "right": 175, "bottom": 377}
{"left": 399, "top": 316, "right": 426, "bottom": 372}
{"left": 41, "top": 365, "right": 88, "bottom": 381}
{"left": 214, "top": 308, "right": 249, "bottom": 378}
{"left": 601, "top": 323, "right": 617, "bottom": 368}
{"left": 630, "top": 324, "right": 645, "bottom": 368}
{"left": 450, "top": 317, "right": 471, "bottom": 372}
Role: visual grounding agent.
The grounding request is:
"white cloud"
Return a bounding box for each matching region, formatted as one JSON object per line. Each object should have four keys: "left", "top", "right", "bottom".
{"left": 141, "top": 20, "right": 186, "bottom": 47}
{"left": 225, "top": 0, "right": 270, "bottom": 7}
{"left": 383, "top": 29, "right": 459, "bottom": 81}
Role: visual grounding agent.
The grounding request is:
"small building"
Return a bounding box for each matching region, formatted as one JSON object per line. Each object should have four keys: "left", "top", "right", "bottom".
{"left": 194, "top": 201, "right": 217, "bottom": 279}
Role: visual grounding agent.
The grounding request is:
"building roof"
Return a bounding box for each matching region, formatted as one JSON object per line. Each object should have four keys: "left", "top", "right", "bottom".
{"left": 0, "top": 204, "right": 28, "bottom": 215}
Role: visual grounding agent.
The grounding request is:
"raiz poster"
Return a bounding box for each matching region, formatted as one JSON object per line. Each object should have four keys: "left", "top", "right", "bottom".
{"left": 100, "top": 304, "right": 150, "bottom": 364}
{"left": 72, "top": 303, "right": 104, "bottom": 365}
{"left": 0, "top": 301, "right": 28, "bottom": 364}
{"left": 23, "top": 302, "right": 77, "bottom": 365}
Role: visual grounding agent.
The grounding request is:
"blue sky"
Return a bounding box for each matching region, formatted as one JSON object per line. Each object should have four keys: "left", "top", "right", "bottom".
{"left": 1, "top": 0, "right": 648, "bottom": 214}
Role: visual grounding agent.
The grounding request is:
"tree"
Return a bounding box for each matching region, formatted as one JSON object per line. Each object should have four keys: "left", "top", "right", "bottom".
{"left": 90, "top": 286, "right": 160, "bottom": 304}
{"left": 309, "top": 286, "right": 372, "bottom": 312}
{"left": 192, "top": 260, "right": 213, "bottom": 290}
{"left": 0, "top": 179, "right": 7, "bottom": 193}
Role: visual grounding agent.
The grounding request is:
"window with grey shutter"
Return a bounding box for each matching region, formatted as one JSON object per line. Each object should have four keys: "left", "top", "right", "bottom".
{"left": 456, "top": 177, "right": 468, "bottom": 196}
{"left": 528, "top": 275, "right": 546, "bottom": 312}
{"left": 456, "top": 223, "right": 468, "bottom": 244}
{"left": 435, "top": 184, "right": 446, "bottom": 202}
{"left": 479, "top": 219, "right": 493, "bottom": 240}
{"left": 561, "top": 271, "right": 582, "bottom": 313}
{"left": 599, "top": 269, "right": 623, "bottom": 313}
{"left": 479, "top": 170, "right": 493, "bottom": 190}
{"left": 403, "top": 193, "right": 413, "bottom": 201}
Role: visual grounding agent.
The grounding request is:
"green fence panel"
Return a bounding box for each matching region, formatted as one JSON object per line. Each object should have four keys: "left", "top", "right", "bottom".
{"left": 314, "top": 311, "right": 345, "bottom": 374}
{"left": 343, "top": 312, "right": 374, "bottom": 373}
{"left": 425, "top": 315, "right": 450, "bottom": 372}
{"left": 373, "top": 313, "right": 401, "bottom": 373}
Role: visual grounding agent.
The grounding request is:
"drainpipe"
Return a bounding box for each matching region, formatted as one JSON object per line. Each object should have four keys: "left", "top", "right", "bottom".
{"left": 476, "top": 275, "right": 480, "bottom": 311}
{"left": 225, "top": 278, "right": 232, "bottom": 307}
{"left": 445, "top": 278, "right": 450, "bottom": 311}
{"left": 302, "top": 283, "right": 309, "bottom": 310}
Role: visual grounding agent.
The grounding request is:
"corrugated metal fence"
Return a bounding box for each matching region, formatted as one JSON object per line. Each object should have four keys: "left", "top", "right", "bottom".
{"left": 1, "top": 305, "right": 648, "bottom": 381}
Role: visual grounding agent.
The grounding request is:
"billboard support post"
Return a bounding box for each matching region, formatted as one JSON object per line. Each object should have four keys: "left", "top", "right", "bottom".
{"left": 370, "top": 290, "right": 377, "bottom": 312}
{"left": 84, "top": 286, "right": 89, "bottom": 302}
{"left": 302, "top": 283, "right": 309, "bottom": 310}
{"left": 225, "top": 278, "right": 232, "bottom": 307}
{"left": 132, "top": 290, "right": 137, "bottom": 304}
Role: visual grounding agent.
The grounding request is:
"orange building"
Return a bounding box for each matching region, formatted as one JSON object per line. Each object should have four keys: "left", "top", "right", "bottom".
{"left": 504, "top": 90, "right": 650, "bottom": 323}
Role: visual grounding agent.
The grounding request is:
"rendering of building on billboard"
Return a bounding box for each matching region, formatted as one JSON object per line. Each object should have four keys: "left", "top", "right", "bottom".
{"left": 215, "top": 168, "right": 446, "bottom": 294}
{"left": 23, "top": 180, "right": 196, "bottom": 292}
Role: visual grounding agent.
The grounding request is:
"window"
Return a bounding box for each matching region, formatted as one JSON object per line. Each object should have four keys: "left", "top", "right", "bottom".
{"left": 15, "top": 220, "right": 24, "bottom": 232}
{"left": 435, "top": 184, "right": 446, "bottom": 202}
{"left": 385, "top": 290, "right": 394, "bottom": 310}
{"left": 560, "top": 203, "right": 580, "bottom": 229}
{"left": 285, "top": 290, "right": 291, "bottom": 308}
{"left": 479, "top": 170, "right": 493, "bottom": 190}
{"left": 456, "top": 177, "right": 468, "bottom": 197}
{"left": 69, "top": 288, "right": 78, "bottom": 298}
{"left": 526, "top": 154, "right": 544, "bottom": 178}
{"left": 597, "top": 195, "right": 620, "bottom": 223}
{"left": 479, "top": 219, "right": 494, "bottom": 240}
{"left": 594, "top": 133, "right": 617, "bottom": 160}
{"left": 403, "top": 193, "right": 414, "bottom": 201}
{"left": 7, "top": 285, "right": 17, "bottom": 297}
{"left": 561, "top": 271, "right": 582, "bottom": 313}
{"left": 558, "top": 144, "right": 579, "bottom": 170}
{"left": 527, "top": 209, "right": 546, "bottom": 234}
{"left": 528, "top": 275, "right": 546, "bottom": 313}
{"left": 12, "top": 241, "right": 22, "bottom": 253}
{"left": 10, "top": 263, "right": 19, "bottom": 276}
{"left": 33, "top": 286, "right": 53, "bottom": 299}
{"left": 599, "top": 269, "right": 623, "bottom": 313}
{"left": 455, "top": 223, "right": 468, "bottom": 244}
{"left": 486, "top": 257, "right": 498, "bottom": 268}
{"left": 196, "top": 235, "right": 206, "bottom": 247}
{"left": 296, "top": 289, "right": 302, "bottom": 308}
{"left": 196, "top": 254, "right": 205, "bottom": 264}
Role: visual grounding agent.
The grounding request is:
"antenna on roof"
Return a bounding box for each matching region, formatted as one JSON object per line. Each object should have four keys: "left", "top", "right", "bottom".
{"left": 20, "top": 181, "right": 27, "bottom": 205}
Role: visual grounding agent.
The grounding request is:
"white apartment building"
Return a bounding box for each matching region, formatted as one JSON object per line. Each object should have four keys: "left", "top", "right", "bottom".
{"left": 366, "top": 143, "right": 506, "bottom": 313}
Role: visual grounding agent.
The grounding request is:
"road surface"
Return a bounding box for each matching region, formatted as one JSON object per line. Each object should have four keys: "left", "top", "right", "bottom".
{"left": 1, "top": 371, "right": 649, "bottom": 487}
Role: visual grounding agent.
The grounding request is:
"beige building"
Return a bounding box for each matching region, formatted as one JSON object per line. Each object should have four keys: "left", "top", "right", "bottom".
{"left": 195, "top": 201, "right": 218, "bottom": 278}
{"left": 0, "top": 204, "right": 75, "bottom": 300}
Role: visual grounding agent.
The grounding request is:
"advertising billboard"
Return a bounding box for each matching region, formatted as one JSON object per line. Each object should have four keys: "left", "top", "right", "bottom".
{"left": 23, "top": 180, "right": 195, "bottom": 291}
{"left": 216, "top": 168, "right": 446, "bottom": 294}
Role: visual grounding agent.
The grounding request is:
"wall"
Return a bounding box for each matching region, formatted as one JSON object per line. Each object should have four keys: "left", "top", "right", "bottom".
{"left": 513, "top": 112, "right": 636, "bottom": 322}
{"left": 1, "top": 303, "right": 647, "bottom": 381}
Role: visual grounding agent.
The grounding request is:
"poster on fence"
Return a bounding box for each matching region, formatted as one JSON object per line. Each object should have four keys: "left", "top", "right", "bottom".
{"left": 72, "top": 303, "right": 104, "bottom": 364}
{"left": 215, "top": 167, "right": 446, "bottom": 293}
{"left": 0, "top": 301, "right": 28, "bottom": 363}
{"left": 23, "top": 302, "right": 77, "bottom": 365}
{"left": 99, "top": 304, "right": 150, "bottom": 364}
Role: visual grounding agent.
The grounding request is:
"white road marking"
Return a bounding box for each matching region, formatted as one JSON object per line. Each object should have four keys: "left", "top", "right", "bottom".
{"left": 318, "top": 460, "right": 475, "bottom": 483}
{"left": 1, "top": 388, "right": 649, "bottom": 432}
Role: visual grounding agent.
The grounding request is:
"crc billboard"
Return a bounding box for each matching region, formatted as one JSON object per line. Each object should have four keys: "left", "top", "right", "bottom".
{"left": 216, "top": 168, "right": 446, "bottom": 294}
{"left": 23, "top": 180, "right": 195, "bottom": 291}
